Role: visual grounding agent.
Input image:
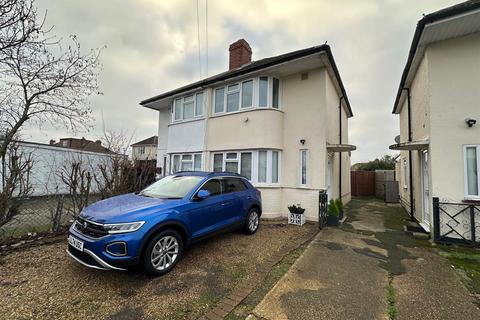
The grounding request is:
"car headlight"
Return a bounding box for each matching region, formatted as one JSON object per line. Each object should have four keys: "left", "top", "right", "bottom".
{"left": 103, "top": 221, "right": 145, "bottom": 234}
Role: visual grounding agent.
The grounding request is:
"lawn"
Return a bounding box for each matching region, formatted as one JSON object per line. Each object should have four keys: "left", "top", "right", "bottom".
{"left": 0, "top": 223, "right": 317, "bottom": 320}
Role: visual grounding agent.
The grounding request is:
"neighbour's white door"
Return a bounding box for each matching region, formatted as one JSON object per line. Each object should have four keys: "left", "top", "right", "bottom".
{"left": 421, "top": 150, "right": 430, "bottom": 230}
{"left": 327, "top": 155, "right": 334, "bottom": 200}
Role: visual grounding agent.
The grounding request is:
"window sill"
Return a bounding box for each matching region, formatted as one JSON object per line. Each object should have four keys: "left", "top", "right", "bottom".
{"left": 463, "top": 198, "right": 480, "bottom": 204}
{"left": 211, "top": 107, "right": 283, "bottom": 119}
{"left": 169, "top": 117, "right": 205, "bottom": 126}
{"left": 254, "top": 184, "right": 281, "bottom": 189}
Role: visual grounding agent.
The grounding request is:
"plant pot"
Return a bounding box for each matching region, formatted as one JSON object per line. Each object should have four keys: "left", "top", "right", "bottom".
{"left": 327, "top": 215, "right": 339, "bottom": 227}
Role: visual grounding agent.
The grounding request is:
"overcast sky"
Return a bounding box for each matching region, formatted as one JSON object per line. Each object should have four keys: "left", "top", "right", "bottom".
{"left": 25, "top": 0, "right": 459, "bottom": 163}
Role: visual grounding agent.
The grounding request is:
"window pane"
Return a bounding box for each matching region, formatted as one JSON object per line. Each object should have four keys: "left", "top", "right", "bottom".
{"left": 195, "top": 93, "right": 204, "bottom": 116}
{"left": 215, "top": 88, "right": 225, "bottom": 113}
{"left": 173, "top": 155, "right": 180, "bottom": 173}
{"left": 241, "top": 152, "right": 252, "bottom": 180}
{"left": 225, "top": 161, "right": 238, "bottom": 173}
{"left": 184, "top": 95, "right": 194, "bottom": 101}
{"left": 200, "top": 179, "right": 221, "bottom": 196}
{"left": 174, "top": 99, "right": 182, "bottom": 120}
{"left": 181, "top": 161, "right": 193, "bottom": 171}
{"left": 223, "top": 178, "right": 247, "bottom": 193}
{"left": 194, "top": 154, "right": 202, "bottom": 171}
{"left": 182, "top": 154, "right": 192, "bottom": 161}
{"left": 259, "top": 77, "right": 268, "bottom": 107}
{"left": 183, "top": 101, "right": 194, "bottom": 119}
{"left": 228, "top": 84, "right": 239, "bottom": 91}
{"left": 272, "top": 151, "right": 279, "bottom": 183}
{"left": 466, "top": 147, "right": 478, "bottom": 195}
{"left": 272, "top": 78, "right": 279, "bottom": 108}
{"left": 213, "top": 154, "right": 223, "bottom": 172}
{"left": 227, "top": 92, "right": 239, "bottom": 112}
{"left": 241, "top": 80, "right": 253, "bottom": 108}
{"left": 226, "top": 152, "right": 237, "bottom": 159}
{"left": 258, "top": 151, "right": 267, "bottom": 183}
{"left": 301, "top": 150, "right": 307, "bottom": 185}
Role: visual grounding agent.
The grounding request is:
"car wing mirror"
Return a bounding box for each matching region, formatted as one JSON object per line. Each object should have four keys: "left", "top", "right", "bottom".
{"left": 195, "top": 190, "right": 211, "bottom": 200}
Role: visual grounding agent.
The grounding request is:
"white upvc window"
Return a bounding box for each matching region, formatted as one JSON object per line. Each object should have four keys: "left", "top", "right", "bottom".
{"left": 172, "top": 92, "right": 204, "bottom": 122}
{"left": 464, "top": 145, "right": 480, "bottom": 199}
{"left": 300, "top": 149, "right": 308, "bottom": 186}
{"left": 171, "top": 153, "right": 202, "bottom": 173}
{"left": 211, "top": 150, "right": 280, "bottom": 184}
{"left": 213, "top": 76, "right": 280, "bottom": 115}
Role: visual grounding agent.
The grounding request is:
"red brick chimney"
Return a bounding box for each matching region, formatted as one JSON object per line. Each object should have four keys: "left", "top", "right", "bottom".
{"left": 229, "top": 39, "right": 252, "bottom": 70}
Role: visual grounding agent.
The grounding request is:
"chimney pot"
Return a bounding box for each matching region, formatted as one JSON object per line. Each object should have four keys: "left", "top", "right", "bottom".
{"left": 229, "top": 39, "right": 252, "bottom": 70}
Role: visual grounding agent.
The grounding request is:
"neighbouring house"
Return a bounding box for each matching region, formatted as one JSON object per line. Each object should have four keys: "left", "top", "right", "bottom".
{"left": 50, "top": 137, "right": 114, "bottom": 154}
{"left": 131, "top": 136, "right": 158, "bottom": 162}
{"left": 390, "top": 1, "right": 480, "bottom": 241}
{"left": 140, "top": 39, "right": 355, "bottom": 221}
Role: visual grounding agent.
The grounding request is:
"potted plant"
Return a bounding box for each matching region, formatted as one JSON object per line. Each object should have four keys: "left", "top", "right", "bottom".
{"left": 335, "top": 198, "right": 344, "bottom": 220}
{"left": 327, "top": 199, "right": 339, "bottom": 226}
{"left": 288, "top": 204, "right": 305, "bottom": 226}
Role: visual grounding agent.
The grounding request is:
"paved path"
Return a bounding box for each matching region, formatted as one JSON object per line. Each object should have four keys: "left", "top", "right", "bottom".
{"left": 249, "top": 198, "right": 480, "bottom": 320}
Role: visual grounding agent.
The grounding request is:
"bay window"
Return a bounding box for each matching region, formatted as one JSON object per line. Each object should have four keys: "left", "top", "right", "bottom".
{"left": 172, "top": 92, "right": 204, "bottom": 122}
{"left": 213, "top": 76, "right": 281, "bottom": 114}
{"left": 464, "top": 145, "right": 479, "bottom": 198}
{"left": 211, "top": 150, "right": 280, "bottom": 184}
{"left": 171, "top": 153, "right": 202, "bottom": 173}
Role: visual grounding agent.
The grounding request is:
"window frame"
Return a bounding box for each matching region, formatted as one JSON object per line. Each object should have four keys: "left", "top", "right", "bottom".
{"left": 172, "top": 91, "right": 205, "bottom": 123}
{"left": 464, "top": 145, "right": 480, "bottom": 200}
{"left": 170, "top": 153, "right": 203, "bottom": 173}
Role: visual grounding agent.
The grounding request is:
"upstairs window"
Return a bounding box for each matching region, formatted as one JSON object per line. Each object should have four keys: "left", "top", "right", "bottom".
{"left": 171, "top": 153, "right": 202, "bottom": 173}
{"left": 172, "top": 92, "right": 204, "bottom": 122}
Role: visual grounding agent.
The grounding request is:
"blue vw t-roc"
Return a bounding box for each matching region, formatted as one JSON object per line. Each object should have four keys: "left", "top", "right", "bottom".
{"left": 67, "top": 172, "right": 262, "bottom": 276}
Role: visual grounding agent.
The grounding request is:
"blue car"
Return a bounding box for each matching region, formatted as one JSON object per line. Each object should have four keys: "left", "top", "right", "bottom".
{"left": 67, "top": 171, "right": 262, "bottom": 276}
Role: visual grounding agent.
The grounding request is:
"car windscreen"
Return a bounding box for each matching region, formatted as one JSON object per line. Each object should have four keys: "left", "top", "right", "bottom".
{"left": 140, "top": 175, "right": 203, "bottom": 199}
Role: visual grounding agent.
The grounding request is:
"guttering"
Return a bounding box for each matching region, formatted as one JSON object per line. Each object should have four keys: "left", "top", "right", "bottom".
{"left": 392, "top": 0, "right": 480, "bottom": 113}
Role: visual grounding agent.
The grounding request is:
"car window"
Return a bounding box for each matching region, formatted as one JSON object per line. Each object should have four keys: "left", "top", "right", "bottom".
{"left": 140, "top": 175, "right": 203, "bottom": 199}
{"left": 199, "top": 179, "right": 222, "bottom": 196}
{"left": 223, "top": 178, "right": 247, "bottom": 194}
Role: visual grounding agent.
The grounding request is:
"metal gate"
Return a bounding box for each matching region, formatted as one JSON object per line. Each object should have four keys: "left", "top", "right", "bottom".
{"left": 319, "top": 191, "right": 328, "bottom": 229}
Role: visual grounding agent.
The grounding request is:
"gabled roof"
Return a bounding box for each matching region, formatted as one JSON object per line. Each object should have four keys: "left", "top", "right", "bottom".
{"left": 131, "top": 136, "right": 158, "bottom": 146}
{"left": 140, "top": 44, "right": 353, "bottom": 117}
{"left": 392, "top": 0, "right": 480, "bottom": 113}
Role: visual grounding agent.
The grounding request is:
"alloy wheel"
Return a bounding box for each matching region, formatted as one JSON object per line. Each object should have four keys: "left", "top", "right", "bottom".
{"left": 150, "top": 235, "right": 179, "bottom": 271}
{"left": 249, "top": 211, "right": 259, "bottom": 232}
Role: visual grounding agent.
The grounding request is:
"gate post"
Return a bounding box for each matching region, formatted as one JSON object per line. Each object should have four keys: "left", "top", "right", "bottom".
{"left": 432, "top": 197, "right": 440, "bottom": 242}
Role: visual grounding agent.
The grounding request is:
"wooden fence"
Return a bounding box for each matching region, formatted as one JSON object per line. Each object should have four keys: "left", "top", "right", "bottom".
{"left": 351, "top": 171, "right": 375, "bottom": 196}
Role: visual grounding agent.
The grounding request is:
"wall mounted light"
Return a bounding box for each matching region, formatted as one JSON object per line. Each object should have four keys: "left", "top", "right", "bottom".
{"left": 465, "top": 118, "right": 477, "bottom": 128}
{"left": 300, "top": 139, "right": 306, "bottom": 145}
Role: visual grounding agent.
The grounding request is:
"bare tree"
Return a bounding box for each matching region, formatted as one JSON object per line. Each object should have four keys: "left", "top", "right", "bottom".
{"left": 59, "top": 160, "right": 92, "bottom": 218}
{"left": 0, "top": 142, "right": 33, "bottom": 228}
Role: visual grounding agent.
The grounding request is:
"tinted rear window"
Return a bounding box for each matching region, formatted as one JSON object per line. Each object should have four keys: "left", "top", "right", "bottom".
{"left": 223, "top": 178, "right": 247, "bottom": 193}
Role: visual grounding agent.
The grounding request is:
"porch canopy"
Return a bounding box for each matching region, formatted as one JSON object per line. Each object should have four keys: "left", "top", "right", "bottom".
{"left": 389, "top": 140, "right": 429, "bottom": 151}
{"left": 326, "top": 143, "right": 357, "bottom": 152}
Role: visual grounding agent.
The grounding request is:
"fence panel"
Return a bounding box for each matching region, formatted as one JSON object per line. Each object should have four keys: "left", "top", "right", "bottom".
{"left": 433, "top": 197, "right": 480, "bottom": 247}
{"left": 351, "top": 171, "right": 375, "bottom": 196}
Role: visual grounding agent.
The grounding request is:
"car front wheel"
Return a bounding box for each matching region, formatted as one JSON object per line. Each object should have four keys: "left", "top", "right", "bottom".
{"left": 244, "top": 208, "right": 260, "bottom": 235}
{"left": 143, "top": 230, "right": 183, "bottom": 276}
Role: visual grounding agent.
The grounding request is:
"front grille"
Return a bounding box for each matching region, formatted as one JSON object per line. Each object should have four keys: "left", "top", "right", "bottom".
{"left": 68, "top": 245, "right": 103, "bottom": 268}
{"left": 74, "top": 216, "right": 109, "bottom": 238}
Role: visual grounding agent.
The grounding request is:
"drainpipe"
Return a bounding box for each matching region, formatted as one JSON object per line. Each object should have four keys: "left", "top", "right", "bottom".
{"left": 403, "top": 88, "right": 415, "bottom": 221}
{"left": 339, "top": 96, "right": 344, "bottom": 200}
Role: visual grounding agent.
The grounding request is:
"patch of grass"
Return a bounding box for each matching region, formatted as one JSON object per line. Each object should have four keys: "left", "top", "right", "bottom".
{"left": 387, "top": 276, "right": 397, "bottom": 320}
{"left": 198, "top": 287, "right": 224, "bottom": 309}
{"left": 230, "top": 265, "right": 248, "bottom": 281}
{"left": 226, "top": 243, "right": 309, "bottom": 320}
{"left": 436, "top": 245, "right": 480, "bottom": 294}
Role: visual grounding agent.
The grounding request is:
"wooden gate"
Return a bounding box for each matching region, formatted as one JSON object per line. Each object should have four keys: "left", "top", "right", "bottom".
{"left": 351, "top": 171, "right": 375, "bottom": 196}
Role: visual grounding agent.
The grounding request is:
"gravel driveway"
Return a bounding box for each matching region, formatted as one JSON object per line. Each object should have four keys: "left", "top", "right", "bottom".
{"left": 0, "top": 223, "right": 317, "bottom": 320}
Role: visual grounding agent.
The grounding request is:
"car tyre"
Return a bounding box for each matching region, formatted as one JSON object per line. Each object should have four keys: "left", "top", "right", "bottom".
{"left": 244, "top": 208, "right": 260, "bottom": 235}
{"left": 143, "top": 230, "right": 183, "bottom": 276}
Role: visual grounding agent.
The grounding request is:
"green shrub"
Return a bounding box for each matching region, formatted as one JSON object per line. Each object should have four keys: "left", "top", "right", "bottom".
{"left": 328, "top": 199, "right": 339, "bottom": 217}
{"left": 335, "top": 198, "right": 343, "bottom": 211}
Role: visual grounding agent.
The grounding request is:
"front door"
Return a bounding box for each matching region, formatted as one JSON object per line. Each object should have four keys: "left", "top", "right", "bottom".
{"left": 421, "top": 150, "right": 430, "bottom": 230}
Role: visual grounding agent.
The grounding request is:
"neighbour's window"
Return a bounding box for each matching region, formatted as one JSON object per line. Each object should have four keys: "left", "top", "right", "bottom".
{"left": 272, "top": 78, "right": 279, "bottom": 108}
{"left": 212, "top": 150, "right": 280, "bottom": 184}
{"left": 226, "top": 84, "right": 240, "bottom": 112}
{"left": 465, "top": 145, "right": 479, "bottom": 198}
{"left": 214, "top": 88, "right": 225, "bottom": 113}
{"left": 241, "top": 80, "right": 253, "bottom": 108}
{"left": 139, "top": 146, "right": 146, "bottom": 154}
{"left": 171, "top": 153, "right": 202, "bottom": 173}
{"left": 172, "top": 91, "right": 204, "bottom": 122}
{"left": 300, "top": 150, "right": 307, "bottom": 185}
{"left": 200, "top": 179, "right": 222, "bottom": 196}
{"left": 259, "top": 77, "right": 268, "bottom": 107}
{"left": 223, "top": 178, "right": 247, "bottom": 193}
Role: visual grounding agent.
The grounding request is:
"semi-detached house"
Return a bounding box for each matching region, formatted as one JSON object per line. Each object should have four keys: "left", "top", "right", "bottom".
{"left": 140, "top": 40, "right": 355, "bottom": 221}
